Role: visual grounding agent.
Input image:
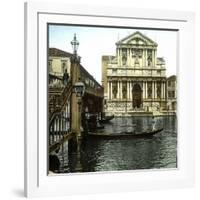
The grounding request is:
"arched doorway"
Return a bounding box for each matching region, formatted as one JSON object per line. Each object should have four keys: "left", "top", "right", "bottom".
{"left": 132, "top": 84, "right": 142, "bottom": 108}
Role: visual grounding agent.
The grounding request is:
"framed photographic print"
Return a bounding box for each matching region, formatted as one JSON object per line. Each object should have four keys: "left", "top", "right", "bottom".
{"left": 24, "top": 2, "right": 195, "bottom": 197}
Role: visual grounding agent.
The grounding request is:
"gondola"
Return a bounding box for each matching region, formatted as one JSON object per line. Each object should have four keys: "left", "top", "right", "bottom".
{"left": 86, "top": 128, "right": 163, "bottom": 139}
{"left": 99, "top": 115, "right": 114, "bottom": 123}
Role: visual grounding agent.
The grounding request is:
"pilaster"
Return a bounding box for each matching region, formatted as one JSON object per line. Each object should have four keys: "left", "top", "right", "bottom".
{"left": 107, "top": 81, "right": 110, "bottom": 100}
{"left": 110, "top": 81, "right": 113, "bottom": 100}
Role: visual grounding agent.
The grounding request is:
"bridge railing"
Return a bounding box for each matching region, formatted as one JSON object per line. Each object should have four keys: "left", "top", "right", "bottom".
{"left": 49, "top": 76, "right": 73, "bottom": 121}
{"left": 49, "top": 74, "right": 73, "bottom": 152}
{"left": 49, "top": 112, "right": 72, "bottom": 150}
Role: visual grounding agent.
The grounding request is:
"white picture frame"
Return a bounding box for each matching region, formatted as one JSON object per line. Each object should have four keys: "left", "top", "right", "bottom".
{"left": 24, "top": 2, "right": 195, "bottom": 197}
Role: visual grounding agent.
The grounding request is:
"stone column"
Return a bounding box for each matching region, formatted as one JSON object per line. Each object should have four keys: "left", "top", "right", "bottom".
{"left": 126, "top": 48, "right": 129, "bottom": 65}
{"left": 127, "top": 49, "right": 130, "bottom": 66}
{"left": 110, "top": 81, "right": 113, "bottom": 100}
{"left": 160, "top": 82, "right": 162, "bottom": 99}
{"left": 130, "top": 49, "right": 132, "bottom": 66}
{"left": 152, "top": 81, "right": 154, "bottom": 99}
{"left": 107, "top": 81, "right": 110, "bottom": 100}
{"left": 142, "top": 49, "right": 144, "bottom": 66}
{"left": 143, "top": 82, "right": 145, "bottom": 99}
{"left": 127, "top": 81, "right": 129, "bottom": 99}
{"left": 145, "top": 50, "right": 148, "bottom": 67}
{"left": 163, "top": 82, "right": 166, "bottom": 98}
{"left": 145, "top": 82, "right": 148, "bottom": 98}
{"left": 161, "top": 82, "right": 163, "bottom": 99}
{"left": 120, "top": 81, "right": 122, "bottom": 99}
{"left": 155, "top": 82, "right": 157, "bottom": 99}
{"left": 163, "top": 81, "right": 165, "bottom": 98}
{"left": 126, "top": 49, "right": 128, "bottom": 66}
{"left": 117, "top": 81, "right": 120, "bottom": 99}
{"left": 130, "top": 82, "right": 132, "bottom": 100}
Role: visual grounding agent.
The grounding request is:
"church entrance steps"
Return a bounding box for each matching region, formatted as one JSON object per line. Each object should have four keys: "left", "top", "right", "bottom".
{"left": 105, "top": 110, "right": 176, "bottom": 117}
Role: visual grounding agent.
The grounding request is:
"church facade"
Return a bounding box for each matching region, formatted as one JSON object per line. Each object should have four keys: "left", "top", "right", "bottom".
{"left": 102, "top": 31, "right": 168, "bottom": 116}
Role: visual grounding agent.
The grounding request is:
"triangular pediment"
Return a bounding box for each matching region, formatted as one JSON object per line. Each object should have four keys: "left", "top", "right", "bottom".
{"left": 116, "top": 31, "right": 157, "bottom": 47}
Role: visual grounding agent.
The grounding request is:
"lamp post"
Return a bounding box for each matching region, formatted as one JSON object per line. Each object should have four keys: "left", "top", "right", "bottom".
{"left": 70, "top": 33, "right": 81, "bottom": 135}
{"left": 71, "top": 33, "right": 79, "bottom": 58}
{"left": 70, "top": 33, "right": 85, "bottom": 172}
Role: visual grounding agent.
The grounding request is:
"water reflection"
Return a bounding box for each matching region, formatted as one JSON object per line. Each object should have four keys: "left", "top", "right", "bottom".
{"left": 57, "top": 116, "right": 177, "bottom": 173}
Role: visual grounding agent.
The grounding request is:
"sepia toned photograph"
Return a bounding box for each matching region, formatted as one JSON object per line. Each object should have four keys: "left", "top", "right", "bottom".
{"left": 48, "top": 24, "right": 177, "bottom": 174}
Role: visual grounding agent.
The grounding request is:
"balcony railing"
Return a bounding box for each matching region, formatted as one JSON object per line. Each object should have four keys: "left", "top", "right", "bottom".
{"left": 107, "top": 68, "right": 166, "bottom": 77}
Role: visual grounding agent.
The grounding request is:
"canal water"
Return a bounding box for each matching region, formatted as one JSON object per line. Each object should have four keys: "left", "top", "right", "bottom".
{"left": 56, "top": 116, "right": 177, "bottom": 173}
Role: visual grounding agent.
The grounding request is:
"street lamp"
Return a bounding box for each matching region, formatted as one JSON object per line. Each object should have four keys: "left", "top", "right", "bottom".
{"left": 70, "top": 33, "right": 84, "bottom": 172}
{"left": 74, "top": 81, "right": 85, "bottom": 98}
{"left": 71, "top": 33, "right": 79, "bottom": 57}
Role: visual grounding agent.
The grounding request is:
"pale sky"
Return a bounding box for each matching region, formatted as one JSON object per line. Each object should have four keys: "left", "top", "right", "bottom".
{"left": 49, "top": 25, "right": 177, "bottom": 83}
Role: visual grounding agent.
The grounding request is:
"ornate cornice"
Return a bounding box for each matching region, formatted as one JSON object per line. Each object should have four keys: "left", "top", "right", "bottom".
{"left": 116, "top": 31, "right": 158, "bottom": 47}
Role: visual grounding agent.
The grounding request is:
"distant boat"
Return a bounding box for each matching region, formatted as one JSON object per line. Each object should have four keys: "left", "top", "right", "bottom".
{"left": 87, "top": 128, "right": 163, "bottom": 139}
{"left": 99, "top": 115, "right": 114, "bottom": 123}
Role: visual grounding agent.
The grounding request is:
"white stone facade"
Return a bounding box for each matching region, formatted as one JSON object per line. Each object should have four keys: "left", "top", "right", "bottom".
{"left": 102, "top": 32, "right": 168, "bottom": 116}
{"left": 49, "top": 48, "right": 71, "bottom": 77}
{"left": 167, "top": 75, "right": 177, "bottom": 112}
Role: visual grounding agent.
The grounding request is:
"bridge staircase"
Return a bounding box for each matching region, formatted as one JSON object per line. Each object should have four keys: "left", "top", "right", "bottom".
{"left": 48, "top": 76, "right": 74, "bottom": 153}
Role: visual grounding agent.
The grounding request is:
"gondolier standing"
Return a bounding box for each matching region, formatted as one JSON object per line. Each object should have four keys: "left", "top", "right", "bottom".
{"left": 152, "top": 116, "right": 156, "bottom": 131}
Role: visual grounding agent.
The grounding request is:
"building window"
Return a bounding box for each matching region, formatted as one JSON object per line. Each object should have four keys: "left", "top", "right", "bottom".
{"left": 172, "top": 91, "right": 175, "bottom": 98}
{"left": 122, "top": 49, "right": 127, "bottom": 65}
{"left": 112, "top": 82, "right": 117, "bottom": 99}
{"left": 168, "top": 91, "right": 176, "bottom": 98}
{"left": 147, "top": 50, "right": 152, "bottom": 66}
{"left": 168, "top": 91, "right": 175, "bottom": 98}
{"left": 157, "top": 83, "right": 161, "bottom": 98}
{"left": 168, "top": 91, "right": 171, "bottom": 98}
